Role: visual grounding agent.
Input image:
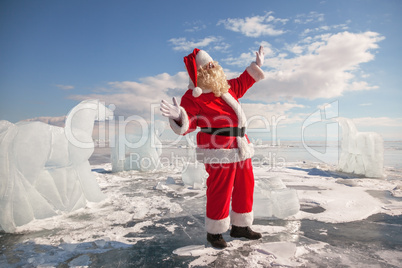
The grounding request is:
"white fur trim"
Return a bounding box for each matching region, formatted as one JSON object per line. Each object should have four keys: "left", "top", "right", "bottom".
{"left": 246, "top": 62, "right": 265, "bottom": 82}
{"left": 205, "top": 216, "right": 230, "bottom": 234}
{"left": 220, "top": 92, "right": 254, "bottom": 159}
{"left": 230, "top": 210, "right": 254, "bottom": 227}
{"left": 169, "top": 107, "right": 189, "bottom": 135}
{"left": 196, "top": 50, "right": 213, "bottom": 69}
{"left": 237, "top": 136, "right": 255, "bottom": 160}
{"left": 193, "top": 87, "right": 202, "bottom": 98}
{"left": 221, "top": 93, "right": 247, "bottom": 128}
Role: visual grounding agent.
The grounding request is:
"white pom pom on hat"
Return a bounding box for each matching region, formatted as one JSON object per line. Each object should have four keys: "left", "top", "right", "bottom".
{"left": 183, "top": 48, "right": 213, "bottom": 98}
{"left": 192, "top": 87, "right": 203, "bottom": 98}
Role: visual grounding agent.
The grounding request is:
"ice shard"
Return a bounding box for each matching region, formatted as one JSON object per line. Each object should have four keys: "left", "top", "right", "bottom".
{"left": 181, "top": 137, "right": 207, "bottom": 189}
{"left": 111, "top": 122, "right": 164, "bottom": 172}
{"left": 338, "top": 118, "right": 384, "bottom": 178}
{"left": 0, "top": 100, "right": 113, "bottom": 233}
{"left": 182, "top": 162, "right": 207, "bottom": 189}
{"left": 253, "top": 177, "right": 300, "bottom": 219}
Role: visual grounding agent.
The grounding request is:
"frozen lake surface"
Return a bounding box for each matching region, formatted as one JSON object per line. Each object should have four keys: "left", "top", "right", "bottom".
{"left": 1, "top": 142, "right": 401, "bottom": 267}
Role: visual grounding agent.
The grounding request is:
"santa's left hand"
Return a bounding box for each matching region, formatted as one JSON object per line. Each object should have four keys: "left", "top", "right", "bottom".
{"left": 256, "top": 46, "right": 264, "bottom": 67}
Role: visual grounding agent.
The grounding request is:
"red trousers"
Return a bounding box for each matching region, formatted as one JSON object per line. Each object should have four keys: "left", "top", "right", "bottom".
{"left": 204, "top": 158, "right": 255, "bottom": 234}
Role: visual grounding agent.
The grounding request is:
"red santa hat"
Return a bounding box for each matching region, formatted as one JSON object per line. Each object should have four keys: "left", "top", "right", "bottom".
{"left": 184, "top": 48, "right": 213, "bottom": 98}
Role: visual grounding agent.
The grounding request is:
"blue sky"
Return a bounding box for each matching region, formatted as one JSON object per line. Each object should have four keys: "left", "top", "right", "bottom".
{"left": 1, "top": 0, "right": 401, "bottom": 141}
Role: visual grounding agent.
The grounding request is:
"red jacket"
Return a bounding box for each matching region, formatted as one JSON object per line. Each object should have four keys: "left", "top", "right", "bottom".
{"left": 170, "top": 62, "right": 265, "bottom": 163}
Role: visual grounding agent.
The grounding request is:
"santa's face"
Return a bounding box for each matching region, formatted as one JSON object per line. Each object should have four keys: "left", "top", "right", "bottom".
{"left": 204, "top": 61, "right": 215, "bottom": 70}
{"left": 197, "top": 61, "right": 229, "bottom": 97}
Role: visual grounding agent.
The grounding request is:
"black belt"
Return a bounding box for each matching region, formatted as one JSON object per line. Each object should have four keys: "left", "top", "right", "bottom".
{"left": 200, "top": 127, "right": 246, "bottom": 137}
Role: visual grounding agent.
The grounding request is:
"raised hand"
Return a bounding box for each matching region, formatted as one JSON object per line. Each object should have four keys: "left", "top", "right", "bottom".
{"left": 160, "top": 97, "right": 181, "bottom": 121}
{"left": 256, "top": 46, "right": 264, "bottom": 67}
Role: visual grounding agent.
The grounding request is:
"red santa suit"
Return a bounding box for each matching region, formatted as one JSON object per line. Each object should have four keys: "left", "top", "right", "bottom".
{"left": 169, "top": 53, "right": 265, "bottom": 234}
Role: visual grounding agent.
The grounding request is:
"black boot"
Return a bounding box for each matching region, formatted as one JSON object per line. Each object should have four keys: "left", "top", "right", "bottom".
{"left": 230, "top": 225, "right": 262, "bottom": 240}
{"left": 207, "top": 233, "right": 227, "bottom": 249}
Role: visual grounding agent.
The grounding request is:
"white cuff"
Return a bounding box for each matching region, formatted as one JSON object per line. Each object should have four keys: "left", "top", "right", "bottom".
{"left": 246, "top": 62, "right": 265, "bottom": 82}
{"left": 205, "top": 216, "right": 230, "bottom": 234}
{"left": 169, "top": 107, "right": 189, "bottom": 135}
{"left": 230, "top": 210, "right": 254, "bottom": 227}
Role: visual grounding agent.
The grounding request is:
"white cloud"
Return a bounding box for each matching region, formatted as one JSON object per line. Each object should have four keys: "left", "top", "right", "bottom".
{"left": 223, "top": 52, "right": 255, "bottom": 67}
{"left": 302, "top": 23, "right": 349, "bottom": 36}
{"left": 213, "top": 43, "right": 231, "bottom": 52}
{"left": 242, "top": 102, "right": 305, "bottom": 129}
{"left": 349, "top": 81, "right": 378, "bottom": 91}
{"left": 294, "top": 11, "right": 325, "bottom": 24}
{"left": 286, "top": 44, "right": 304, "bottom": 54}
{"left": 218, "top": 12, "right": 288, "bottom": 37}
{"left": 184, "top": 21, "right": 207, "bottom": 32}
{"left": 69, "top": 72, "right": 189, "bottom": 119}
{"left": 248, "top": 31, "right": 384, "bottom": 101}
{"left": 352, "top": 117, "right": 402, "bottom": 127}
{"left": 224, "top": 43, "right": 275, "bottom": 67}
{"left": 55, "top": 84, "right": 74, "bottom": 90}
{"left": 23, "top": 116, "right": 66, "bottom": 127}
{"left": 68, "top": 30, "right": 384, "bottom": 128}
{"left": 168, "top": 36, "right": 228, "bottom": 51}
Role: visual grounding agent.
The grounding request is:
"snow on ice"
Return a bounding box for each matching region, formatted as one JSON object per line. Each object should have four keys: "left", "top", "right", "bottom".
{"left": 1, "top": 111, "right": 402, "bottom": 267}
{"left": 1, "top": 156, "right": 401, "bottom": 267}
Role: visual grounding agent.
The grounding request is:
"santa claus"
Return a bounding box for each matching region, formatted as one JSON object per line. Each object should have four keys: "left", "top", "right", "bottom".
{"left": 160, "top": 46, "right": 265, "bottom": 248}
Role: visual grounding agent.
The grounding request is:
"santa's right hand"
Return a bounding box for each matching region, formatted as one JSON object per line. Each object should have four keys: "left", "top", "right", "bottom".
{"left": 160, "top": 97, "right": 181, "bottom": 120}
